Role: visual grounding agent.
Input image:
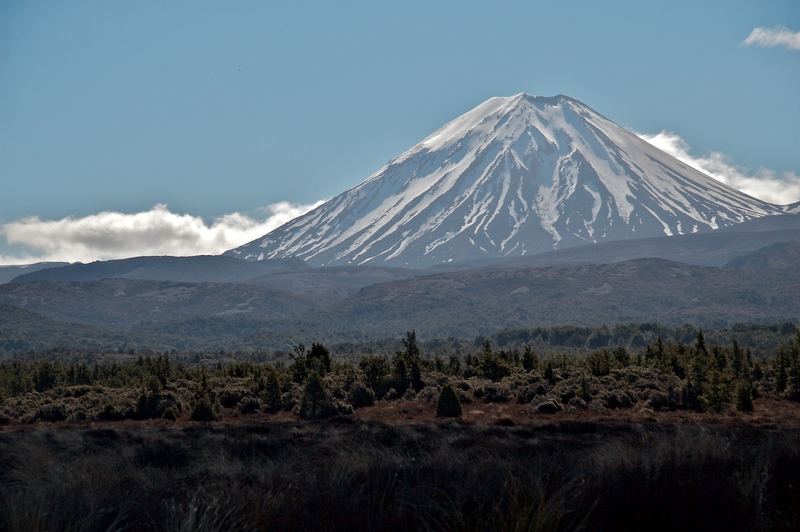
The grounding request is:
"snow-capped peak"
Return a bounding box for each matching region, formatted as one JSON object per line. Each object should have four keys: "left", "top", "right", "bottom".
{"left": 227, "top": 94, "right": 784, "bottom": 267}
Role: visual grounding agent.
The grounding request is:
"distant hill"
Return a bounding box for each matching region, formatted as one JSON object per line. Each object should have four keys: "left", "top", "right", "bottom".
{"left": 245, "top": 265, "right": 424, "bottom": 298}
{"left": 725, "top": 241, "right": 800, "bottom": 271}
{"left": 0, "top": 303, "right": 133, "bottom": 356}
{"left": 324, "top": 258, "right": 800, "bottom": 339}
{"left": 4, "top": 258, "right": 798, "bottom": 348}
{"left": 9, "top": 255, "right": 308, "bottom": 284}
{"left": 0, "top": 278, "right": 311, "bottom": 330}
{"left": 0, "top": 262, "right": 69, "bottom": 284}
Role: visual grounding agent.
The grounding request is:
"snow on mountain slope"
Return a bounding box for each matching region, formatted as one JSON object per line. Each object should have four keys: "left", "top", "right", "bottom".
{"left": 785, "top": 202, "right": 800, "bottom": 214}
{"left": 228, "top": 94, "right": 783, "bottom": 267}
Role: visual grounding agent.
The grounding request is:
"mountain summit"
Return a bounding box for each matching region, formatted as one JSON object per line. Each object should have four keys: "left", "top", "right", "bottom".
{"left": 228, "top": 93, "right": 782, "bottom": 267}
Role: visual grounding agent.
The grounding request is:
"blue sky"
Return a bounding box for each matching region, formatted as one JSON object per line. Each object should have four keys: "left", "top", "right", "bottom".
{"left": 1, "top": 0, "right": 798, "bottom": 263}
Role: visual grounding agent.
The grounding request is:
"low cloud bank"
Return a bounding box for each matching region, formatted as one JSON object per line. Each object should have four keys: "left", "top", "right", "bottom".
{"left": 0, "top": 201, "right": 324, "bottom": 265}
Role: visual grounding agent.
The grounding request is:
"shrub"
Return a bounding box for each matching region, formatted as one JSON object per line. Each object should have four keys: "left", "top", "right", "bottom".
{"left": 218, "top": 388, "right": 247, "bottom": 409}
{"left": 644, "top": 390, "right": 680, "bottom": 411}
{"left": 516, "top": 383, "right": 547, "bottom": 404}
{"left": 535, "top": 399, "right": 562, "bottom": 414}
{"left": 482, "top": 383, "right": 511, "bottom": 403}
{"left": 190, "top": 397, "right": 216, "bottom": 422}
{"left": 348, "top": 382, "right": 375, "bottom": 409}
{"left": 281, "top": 390, "right": 297, "bottom": 411}
{"left": 97, "top": 403, "right": 130, "bottom": 421}
{"left": 161, "top": 406, "right": 179, "bottom": 421}
{"left": 436, "top": 384, "right": 462, "bottom": 418}
{"left": 238, "top": 396, "right": 260, "bottom": 415}
{"left": 35, "top": 402, "right": 67, "bottom": 422}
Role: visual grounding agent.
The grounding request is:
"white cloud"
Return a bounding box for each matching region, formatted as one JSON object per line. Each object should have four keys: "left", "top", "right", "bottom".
{"left": 638, "top": 131, "right": 800, "bottom": 205}
{"left": 743, "top": 26, "right": 800, "bottom": 50}
{"left": 0, "top": 200, "right": 324, "bottom": 265}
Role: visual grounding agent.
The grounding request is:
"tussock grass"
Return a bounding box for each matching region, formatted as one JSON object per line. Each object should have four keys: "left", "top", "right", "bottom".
{"left": 0, "top": 421, "right": 798, "bottom": 531}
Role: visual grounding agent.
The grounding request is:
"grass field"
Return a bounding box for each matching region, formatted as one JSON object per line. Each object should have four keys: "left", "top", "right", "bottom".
{"left": 1, "top": 417, "right": 799, "bottom": 531}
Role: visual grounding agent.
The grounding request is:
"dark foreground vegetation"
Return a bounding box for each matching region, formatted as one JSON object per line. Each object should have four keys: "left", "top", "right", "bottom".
{"left": 3, "top": 329, "right": 800, "bottom": 424}
{"left": 2, "top": 329, "right": 800, "bottom": 530}
{"left": 1, "top": 421, "right": 799, "bottom": 531}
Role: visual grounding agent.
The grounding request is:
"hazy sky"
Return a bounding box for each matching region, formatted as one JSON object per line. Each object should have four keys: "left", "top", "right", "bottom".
{"left": 1, "top": 0, "right": 798, "bottom": 263}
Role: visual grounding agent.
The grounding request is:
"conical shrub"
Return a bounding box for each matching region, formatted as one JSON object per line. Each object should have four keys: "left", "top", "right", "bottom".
{"left": 436, "top": 384, "right": 462, "bottom": 418}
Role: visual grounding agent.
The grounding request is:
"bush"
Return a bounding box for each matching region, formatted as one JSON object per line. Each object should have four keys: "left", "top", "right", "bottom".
{"left": 348, "top": 382, "right": 375, "bottom": 409}
{"left": 436, "top": 384, "right": 462, "bottom": 418}
{"left": 161, "top": 406, "right": 179, "bottom": 421}
{"left": 190, "top": 397, "right": 216, "bottom": 422}
{"left": 238, "top": 396, "right": 260, "bottom": 415}
{"left": 516, "top": 382, "right": 547, "bottom": 404}
{"left": 35, "top": 402, "right": 66, "bottom": 422}
{"left": 218, "top": 388, "right": 247, "bottom": 409}
{"left": 97, "top": 403, "right": 130, "bottom": 421}
{"left": 536, "top": 400, "right": 562, "bottom": 414}
{"left": 482, "top": 383, "right": 511, "bottom": 403}
{"left": 644, "top": 389, "right": 681, "bottom": 411}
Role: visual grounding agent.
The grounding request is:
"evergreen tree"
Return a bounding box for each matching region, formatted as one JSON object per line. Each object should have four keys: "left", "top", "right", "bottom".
{"left": 479, "top": 340, "right": 510, "bottom": 382}
{"left": 33, "top": 362, "right": 58, "bottom": 392}
{"left": 695, "top": 329, "right": 708, "bottom": 358}
{"left": 646, "top": 336, "right": 668, "bottom": 371}
{"left": 731, "top": 339, "right": 744, "bottom": 378}
{"left": 190, "top": 368, "right": 216, "bottom": 422}
{"left": 403, "top": 330, "right": 420, "bottom": 359}
{"left": 403, "top": 330, "right": 424, "bottom": 391}
{"left": 522, "top": 346, "right": 539, "bottom": 372}
{"left": 263, "top": 370, "right": 282, "bottom": 413}
{"left": 735, "top": 380, "right": 754, "bottom": 412}
{"left": 670, "top": 344, "right": 686, "bottom": 379}
{"left": 299, "top": 371, "right": 327, "bottom": 419}
{"left": 360, "top": 355, "right": 390, "bottom": 397}
{"left": 290, "top": 344, "right": 308, "bottom": 384}
{"left": 776, "top": 349, "right": 788, "bottom": 393}
{"left": 712, "top": 346, "right": 728, "bottom": 373}
{"left": 447, "top": 355, "right": 461, "bottom": 376}
{"left": 409, "top": 359, "right": 423, "bottom": 392}
{"left": 307, "top": 342, "right": 332, "bottom": 375}
{"left": 580, "top": 374, "right": 591, "bottom": 402}
{"left": 612, "top": 346, "right": 630, "bottom": 368}
{"left": 436, "top": 384, "right": 462, "bottom": 418}
{"left": 683, "top": 331, "right": 712, "bottom": 411}
{"left": 752, "top": 361, "right": 764, "bottom": 381}
{"left": 544, "top": 361, "right": 556, "bottom": 385}
{"left": 702, "top": 365, "right": 730, "bottom": 413}
{"left": 788, "top": 331, "right": 800, "bottom": 400}
{"left": 391, "top": 352, "right": 409, "bottom": 396}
